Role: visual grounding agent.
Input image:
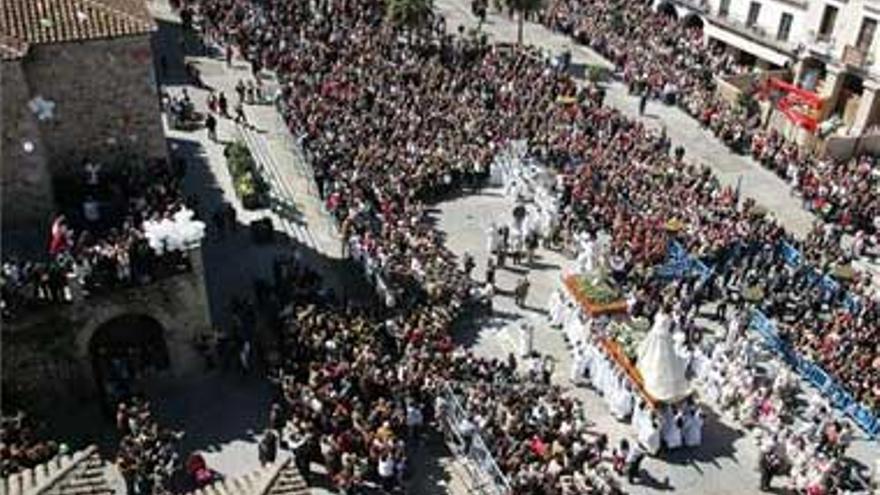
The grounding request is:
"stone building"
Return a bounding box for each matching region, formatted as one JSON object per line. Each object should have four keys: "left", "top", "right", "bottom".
{"left": 1, "top": 0, "right": 213, "bottom": 408}
{"left": 653, "top": 0, "right": 880, "bottom": 151}
{"left": 2, "top": 249, "right": 212, "bottom": 410}
{"left": 1, "top": 0, "right": 165, "bottom": 246}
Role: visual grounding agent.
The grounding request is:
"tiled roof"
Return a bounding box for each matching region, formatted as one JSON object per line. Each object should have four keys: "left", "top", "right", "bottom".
{"left": 1, "top": 0, "right": 155, "bottom": 57}
{"left": 0, "top": 33, "right": 28, "bottom": 60}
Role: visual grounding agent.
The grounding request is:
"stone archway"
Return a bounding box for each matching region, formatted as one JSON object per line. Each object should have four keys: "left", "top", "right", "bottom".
{"left": 88, "top": 314, "right": 170, "bottom": 408}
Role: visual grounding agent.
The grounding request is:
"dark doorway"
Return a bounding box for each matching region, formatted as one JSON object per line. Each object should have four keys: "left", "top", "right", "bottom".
{"left": 89, "top": 314, "right": 170, "bottom": 411}
{"left": 657, "top": 2, "right": 678, "bottom": 19}
{"left": 683, "top": 14, "right": 705, "bottom": 30}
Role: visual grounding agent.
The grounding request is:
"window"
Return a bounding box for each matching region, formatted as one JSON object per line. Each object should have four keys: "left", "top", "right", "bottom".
{"left": 777, "top": 13, "right": 793, "bottom": 41}
{"left": 818, "top": 5, "right": 838, "bottom": 40}
{"left": 857, "top": 17, "right": 877, "bottom": 51}
{"left": 718, "top": 0, "right": 731, "bottom": 17}
{"left": 747, "top": 2, "right": 762, "bottom": 28}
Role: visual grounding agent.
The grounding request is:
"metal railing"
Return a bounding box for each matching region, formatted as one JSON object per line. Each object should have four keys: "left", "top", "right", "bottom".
{"left": 438, "top": 382, "right": 512, "bottom": 495}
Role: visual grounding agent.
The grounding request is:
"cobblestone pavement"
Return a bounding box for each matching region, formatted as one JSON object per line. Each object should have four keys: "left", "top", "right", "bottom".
{"left": 435, "top": 188, "right": 762, "bottom": 495}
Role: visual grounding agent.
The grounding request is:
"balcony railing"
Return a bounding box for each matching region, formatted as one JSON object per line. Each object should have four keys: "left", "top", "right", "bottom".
{"left": 709, "top": 15, "right": 793, "bottom": 53}
{"left": 806, "top": 30, "right": 836, "bottom": 57}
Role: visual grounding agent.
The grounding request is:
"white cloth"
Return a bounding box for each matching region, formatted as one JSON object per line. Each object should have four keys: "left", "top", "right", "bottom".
{"left": 637, "top": 311, "right": 691, "bottom": 402}
{"left": 610, "top": 385, "right": 634, "bottom": 420}
{"left": 663, "top": 414, "right": 683, "bottom": 449}
{"left": 549, "top": 290, "right": 567, "bottom": 327}
{"left": 683, "top": 410, "right": 703, "bottom": 447}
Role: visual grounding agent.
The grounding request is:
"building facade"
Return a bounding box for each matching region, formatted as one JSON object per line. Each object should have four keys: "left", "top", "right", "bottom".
{"left": 656, "top": 0, "right": 880, "bottom": 139}
{"left": 1, "top": 0, "right": 165, "bottom": 247}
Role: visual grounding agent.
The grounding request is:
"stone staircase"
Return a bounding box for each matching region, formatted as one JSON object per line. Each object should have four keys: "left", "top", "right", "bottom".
{"left": 188, "top": 456, "right": 309, "bottom": 495}
{"left": 237, "top": 123, "right": 318, "bottom": 251}
{"left": 1, "top": 446, "right": 115, "bottom": 495}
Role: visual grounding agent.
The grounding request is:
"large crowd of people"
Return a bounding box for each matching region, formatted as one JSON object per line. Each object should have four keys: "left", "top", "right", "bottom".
{"left": 115, "top": 399, "right": 184, "bottom": 495}
{"left": 0, "top": 411, "right": 62, "bottom": 478}
{"left": 540, "top": 0, "right": 880, "bottom": 236}
{"left": 1, "top": 157, "right": 193, "bottom": 321}
{"left": 5, "top": 0, "right": 878, "bottom": 491}
{"left": 177, "top": 0, "right": 880, "bottom": 491}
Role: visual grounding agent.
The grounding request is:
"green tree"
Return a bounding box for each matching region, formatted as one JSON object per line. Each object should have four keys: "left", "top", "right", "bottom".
{"left": 505, "top": 0, "right": 543, "bottom": 45}
{"left": 386, "top": 0, "right": 433, "bottom": 36}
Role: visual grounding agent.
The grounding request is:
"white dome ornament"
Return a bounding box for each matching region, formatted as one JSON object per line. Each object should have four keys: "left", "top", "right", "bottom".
{"left": 22, "top": 141, "right": 34, "bottom": 154}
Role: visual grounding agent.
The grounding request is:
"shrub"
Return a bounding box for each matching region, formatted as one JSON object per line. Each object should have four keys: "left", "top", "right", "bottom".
{"left": 225, "top": 141, "right": 268, "bottom": 209}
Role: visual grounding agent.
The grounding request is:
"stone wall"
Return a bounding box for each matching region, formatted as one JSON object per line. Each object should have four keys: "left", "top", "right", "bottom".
{"left": 1, "top": 249, "right": 212, "bottom": 408}
{"left": 0, "top": 60, "right": 56, "bottom": 248}
{"left": 18, "top": 34, "right": 166, "bottom": 178}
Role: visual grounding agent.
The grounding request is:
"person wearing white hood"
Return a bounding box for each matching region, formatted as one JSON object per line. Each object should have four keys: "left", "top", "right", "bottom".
{"left": 683, "top": 406, "right": 703, "bottom": 447}
{"left": 570, "top": 341, "right": 588, "bottom": 385}
{"left": 610, "top": 380, "right": 635, "bottom": 420}
{"left": 547, "top": 289, "right": 564, "bottom": 327}
{"left": 638, "top": 410, "right": 662, "bottom": 456}
{"left": 661, "top": 406, "right": 684, "bottom": 450}
{"left": 576, "top": 233, "right": 597, "bottom": 274}
{"left": 486, "top": 222, "right": 500, "bottom": 255}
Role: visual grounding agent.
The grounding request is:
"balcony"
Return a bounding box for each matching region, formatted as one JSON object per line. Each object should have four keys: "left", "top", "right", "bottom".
{"left": 707, "top": 14, "right": 794, "bottom": 55}
{"left": 842, "top": 45, "right": 873, "bottom": 68}
{"left": 805, "top": 30, "right": 836, "bottom": 58}
{"left": 670, "top": 0, "right": 709, "bottom": 14}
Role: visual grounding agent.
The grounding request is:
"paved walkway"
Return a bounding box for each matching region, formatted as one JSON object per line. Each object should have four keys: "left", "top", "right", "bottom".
{"left": 434, "top": 1, "right": 817, "bottom": 238}
{"left": 436, "top": 189, "right": 761, "bottom": 495}
{"left": 143, "top": 4, "right": 475, "bottom": 493}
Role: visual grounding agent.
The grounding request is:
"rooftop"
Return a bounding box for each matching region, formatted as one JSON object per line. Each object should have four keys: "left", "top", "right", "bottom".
{"left": 0, "top": 0, "right": 154, "bottom": 60}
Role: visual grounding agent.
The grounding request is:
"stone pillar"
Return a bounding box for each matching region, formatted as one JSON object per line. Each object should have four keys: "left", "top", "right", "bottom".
{"left": 851, "top": 83, "right": 879, "bottom": 134}
{"left": 818, "top": 64, "right": 845, "bottom": 121}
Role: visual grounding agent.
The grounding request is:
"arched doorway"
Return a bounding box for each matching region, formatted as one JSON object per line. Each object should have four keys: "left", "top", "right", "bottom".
{"left": 89, "top": 314, "right": 170, "bottom": 409}
{"left": 657, "top": 1, "right": 678, "bottom": 19}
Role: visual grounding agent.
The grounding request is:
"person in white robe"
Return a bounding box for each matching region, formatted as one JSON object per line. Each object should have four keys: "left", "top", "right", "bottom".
{"left": 571, "top": 342, "right": 587, "bottom": 385}
{"left": 486, "top": 222, "right": 499, "bottom": 254}
{"left": 548, "top": 289, "right": 564, "bottom": 327}
{"left": 724, "top": 314, "right": 741, "bottom": 349}
{"left": 683, "top": 408, "right": 703, "bottom": 447}
{"left": 611, "top": 382, "right": 635, "bottom": 420}
{"left": 662, "top": 407, "right": 684, "bottom": 450}
{"left": 519, "top": 322, "right": 534, "bottom": 358}
{"left": 575, "top": 234, "right": 597, "bottom": 274}
{"left": 638, "top": 411, "right": 662, "bottom": 455}
{"left": 566, "top": 314, "right": 585, "bottom": 349}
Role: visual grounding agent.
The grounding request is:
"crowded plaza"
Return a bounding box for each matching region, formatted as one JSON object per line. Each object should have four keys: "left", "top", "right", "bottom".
{"left": 2, "top": 0, "right": 879, "bottom": 493}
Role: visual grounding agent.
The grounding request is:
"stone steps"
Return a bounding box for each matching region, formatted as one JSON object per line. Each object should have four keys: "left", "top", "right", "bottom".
{"left": 1, "top": 445, "right": 114, "bottom": 495}
{"left": 237, "top": 124, "right": 317, "bottom": 251}
{"left": 188, "top": 456, "right": 309, "bottom": 495}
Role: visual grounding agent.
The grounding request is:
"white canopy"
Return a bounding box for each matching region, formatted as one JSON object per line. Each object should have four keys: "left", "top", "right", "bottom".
{"left": 637, "top": 311, "right": 691, "bottom": 402}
